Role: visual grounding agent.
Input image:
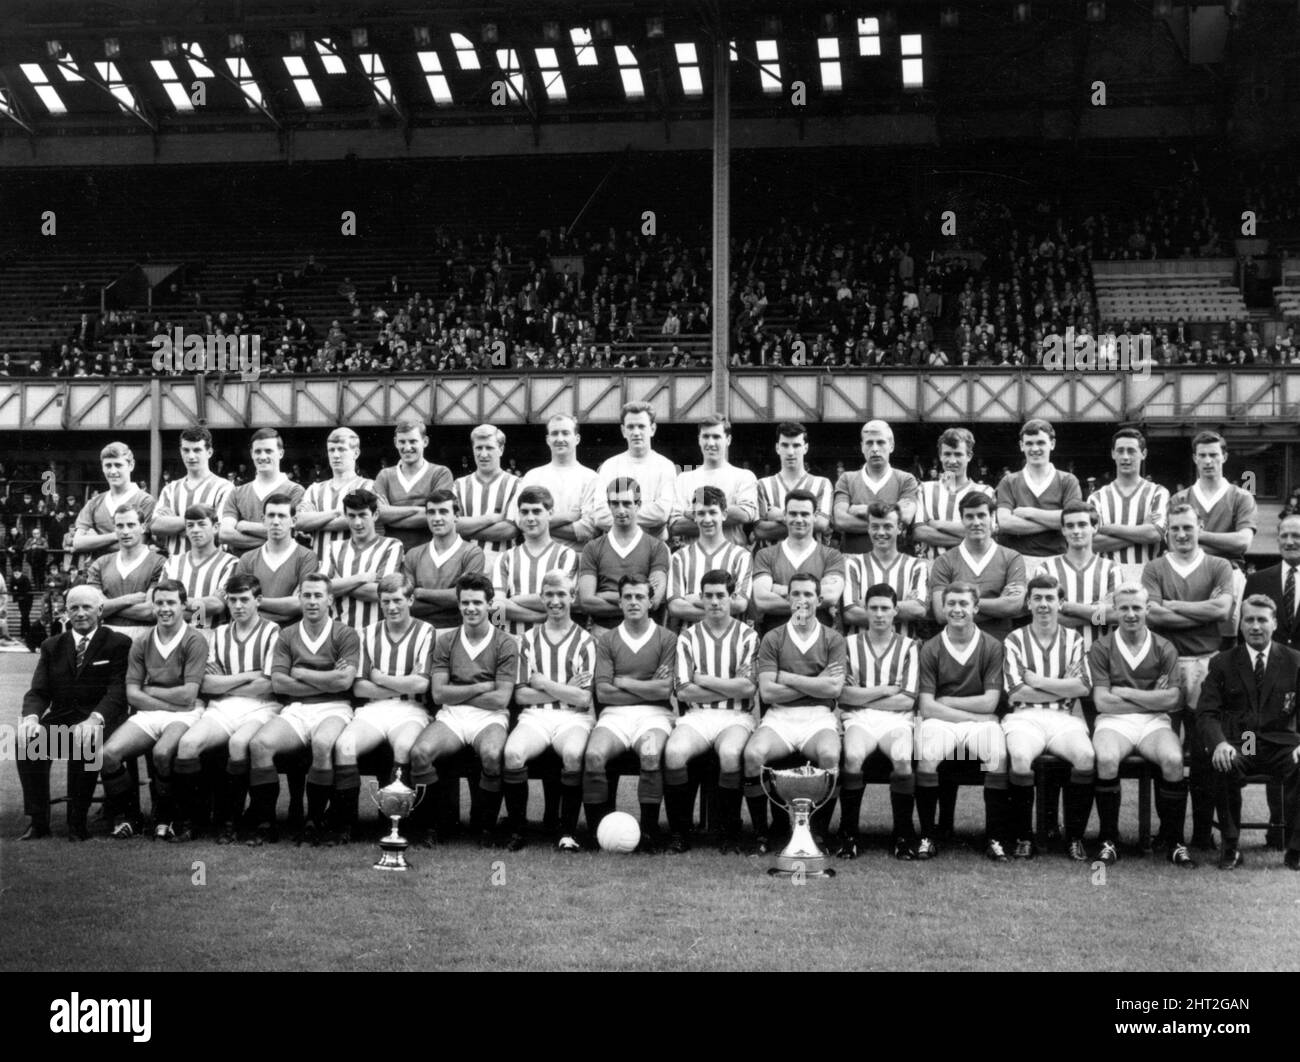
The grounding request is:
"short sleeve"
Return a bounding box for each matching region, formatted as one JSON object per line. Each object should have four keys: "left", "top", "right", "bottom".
{"left": 756, "top": 630, "right": 782, "bottom": 675}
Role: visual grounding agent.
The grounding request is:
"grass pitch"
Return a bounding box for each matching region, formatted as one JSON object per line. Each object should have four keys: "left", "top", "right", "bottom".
{"left": 2, "top": 655, "right": 1298, "bottom": 972}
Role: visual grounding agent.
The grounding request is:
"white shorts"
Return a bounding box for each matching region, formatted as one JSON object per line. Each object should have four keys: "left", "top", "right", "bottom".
{"left": 593, "top": 705, "right": 675, "bottom": 748}
{"left": 128, "top": 707, "right": 204, "bottom": 741}
{"left": 202, "top": 696, "right": 281, "bottom": 738}
{"left": 676, "top": 708, "right": 756, "bottom": 744}
{"left": 1002, "top": 707, "right": 1089, "bottom": 756}
{"left": 280, "top": 701, "right": 354, "bottom": 745}
{"left": 515, "top": 707, "right": 595, "bottom": 744}
{"left": 1094, "top": 711, "right": 1174, "bottom": 747}
{"left": 842, "top": 707, "right": 914, "bottom": 744}
{"left": 436, "top": 703, "right": 509, "bottom": 745}
{"left": 917, "top": 718, "right": 1005, "bottom": 770}
{"left": 355, "top": 699, "right": 430, "bottom": 740}
{"left": 1174, "top": 655, "right": 1211, "bottom": 713}
{"left": 757, "top": 706, "right": 840, "bottom": 755}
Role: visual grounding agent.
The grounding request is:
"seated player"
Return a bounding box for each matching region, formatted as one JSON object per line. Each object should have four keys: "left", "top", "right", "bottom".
{"left": 1001, "top": 574, "right": 1095, "bottom": 862}
{"left": 841, "top": 501, "right": 928, "bottom": 637}
{"left": 503, "top": 569, "right": 598, "bottom": 852}
{"left": 402, "top": 489, "right": 486, "bottom": 634}
{"left": 1089, "top": 584, "right": 1193, "bottom": 868}
{"left": 246, "top": 574, "right": 361, "bottom": 845}
{"left": 331, "top": 572, "right": 435, "bottom": 844}
{"left": 915, "top": 583, "right": 1009, "bottom": 861}
{"left": 743, "top": 573, "right": 846, "bottom": 854}
{"left": 325, "top": 490, "right": 405, "bottom": 632}
{"left": 577, "top": 478, "right": 670, "bottom": 629}
{"left": 494, "top": 486, "right": 578, "bottom": 638}
{"left": 838, "top": 583, "right": 919, "bottom": 860}
{"left": 235, "top": 492, "right": 319, "bottom": 626}
{"left": 172, "top": 574, "right": 282, "bottom": 843}
{"left": 666, "top": 486, "right": 752, "bottom": 627}
{"left": 584, "top": 575, "right": 678, "bottom": 851}
{"left": 99, "top": 580, "right": 209, "bottom": 840}
{"left": 665, "top": 568, "right": 759, "bottom": 854}
{"left": 751, "top": 489, "right": 845, "bottom": 636}
{"left": 163, "top": 505, "right": 239, "bottom": 630}
{"left": 409, "top": 573, "right": 519, "bottom": 845}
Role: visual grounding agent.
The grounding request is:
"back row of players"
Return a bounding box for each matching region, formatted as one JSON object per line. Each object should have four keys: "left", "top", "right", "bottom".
{"left": 63, "top": 407, "right": 1298, "bottom": 869}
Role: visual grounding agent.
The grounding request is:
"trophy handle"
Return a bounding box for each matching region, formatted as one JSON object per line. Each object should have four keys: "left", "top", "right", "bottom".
{"left": 760, "top": 768, "right": 787, "bottom": 812}
{"left": 812, "top": 767, "right": 840, "bottom": 813}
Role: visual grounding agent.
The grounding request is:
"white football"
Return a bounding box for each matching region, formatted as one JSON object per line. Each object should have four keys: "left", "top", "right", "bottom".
{"left": 596, "top": 811, "right": 641, "bottom": 853}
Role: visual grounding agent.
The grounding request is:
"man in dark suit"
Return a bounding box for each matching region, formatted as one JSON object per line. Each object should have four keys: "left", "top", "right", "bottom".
{"left": 16, "top": 584, "right": 131, "bottom": 840}
{"left": 1198, "top": 595, "right": 1300, "bottom": 870}
{"left": 1243, "top": 513, "right": 1300, "bottom": 650}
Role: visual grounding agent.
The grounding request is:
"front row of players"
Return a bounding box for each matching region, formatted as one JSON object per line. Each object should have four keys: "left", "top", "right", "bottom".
{"left": 58, "top": 569, "right": 1300, "bottom": 867}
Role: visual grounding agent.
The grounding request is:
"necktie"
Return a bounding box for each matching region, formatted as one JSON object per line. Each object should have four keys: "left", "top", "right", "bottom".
{"left": 1285, "top": 566, "right": 1296, "bottom": 627}
{"left": 75, "top": 636, "right": 88, "bottom": 672}
{"left": 1254, "top": 651, "right": 1265, "bottom": 693}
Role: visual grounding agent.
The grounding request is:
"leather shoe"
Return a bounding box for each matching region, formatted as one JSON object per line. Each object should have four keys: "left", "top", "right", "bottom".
{"left": 1284, "top": 849, "right": 1300, "bottom": 871}
{"left": 1218, "top": 846, "right": 1243, "bottom": 870}
{"left": 19, "top": 823, "right": 51, "bottom": 840}
{"left": 68, "top": 828, "right": 89, "bottom": 843}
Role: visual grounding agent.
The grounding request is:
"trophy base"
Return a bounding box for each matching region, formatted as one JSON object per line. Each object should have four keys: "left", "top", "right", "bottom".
{"left": 374, "top": 838, "right": 413, "bottom": 871}
{"left": 771, "top": 852, "right": 834, "bottom": 876}
{"left": 768, "top": 865, "right": 836, "bottom": 878}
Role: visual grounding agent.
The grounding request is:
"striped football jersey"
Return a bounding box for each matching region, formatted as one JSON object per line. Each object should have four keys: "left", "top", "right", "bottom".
{"left": 1087, "top": 478, "right": 1169, "bottom": 567}
{"left": 359, "top": 618, "right": 436, "bottom": 703}
{"left": 667, "top": 540, "right": 753, "bottom": 605}
{"left": 454, "top": 471, "right": 520, "bottom": 555}
{"left": 517, "top": 622, "right": 598, "bottom": 712}
{"left": 299, "top": 474, "right": 374, "bottom": 563}
{"left": 164, "top": 548, "right": 239, "bottom": 628}
{"left": 756, "top": 471, "right": 834, "bottom": 539}
{"left": 675, "top": 618, "right": 758, "bottom": 712}
{"left": 915, "top": 479, "right": 995, "bottom": 559}
{"left": 843, "top": 552, "right": 929, "bottom": 636}
{"left": 154, "top": 474, "right": 236, "bottom": 555}
{"left": 495, "top": 540, "right": 579, "bottom": 637}
{"left": 1039, "top": 553, "right": 1120, "bottom": 651}
{"left": 326, "top": 535, "right": 404, "bottom": 630}
{"left": 845, "top": 631, "right": 920, "bottom": 699}
{"left": 1003, "top": 625, "right": 1087, "bottom": 712}
{"left": 208, "top": 618, "right": 280, "bottom": 677}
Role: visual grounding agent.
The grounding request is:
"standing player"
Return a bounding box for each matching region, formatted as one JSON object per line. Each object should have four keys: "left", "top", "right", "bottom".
{"left": 665, "top": 569, "right": 759, "bottom": 853}
{"left": 837, "top": 584, "right": 920, "bottom": 860}
{"left": 666, "top": 486, "right": 752, "bottom": 627}
{"left": 163, "top": 506, "right": 239, "bottom": 630}
{"left": 235, "top": 493, "right": 319, "bottom": 626}
{"left": 913, "top": 428, "right": 994, "bottom": 560}
{"left": 1088, "top": 428, "right": 1169, "bottom": 577}
{"left": 72, "top": 442, "right": 156, "bottom": 565}
{"left": 832, "top": 420, "right": 920, "bottom": 555}
{"left": 503, "top": 570, "right": 598, "bottom": 852}
{"left": 583, "top": 575, "right": 678, "bottom": 850}
{"left": 995, "top": 419, "right": 1083, "bottom": 565}
{"left": 841, "top": 502, "right": 927, "bottom": 636}
{"left": 296, "top": 427, "right": 374, "bottom": 563}
{"left": 454, "top": 425, "right": 520, "bottom": 557}
{"left": 330, "top": 572, "right": 434, "bottom": 844}
{"left": 753, "top": 422, "right": 834, "bottom": 545}
{"left": 220, "top": 428, "right": 305, "bottom": 555}
{"left": 1089, "top": 584, "right": 1193, "bottom": 867}
{"left": 1040, "top": 502, "right": 1120, "bottom": 654}
{"left": 596, "top": 402, "right": 677, "bottom": 539}
{"left": 409, "top": 573, "right": 518, "bottom": 844}
{"left": 577, "top": 479, "right": 670, "bottom": 629}
{"left": 494, "top": 486, "right": 578, "bottom": 638}
{"left": 510, "top": 414, "right": 605, "bottom": 546}
{"left": 1142, "top": 503, "right": 1235, "bottom": 850}
{"left": 743, "top": 573, "right": 846, "bottom": 852}
{"left": 86, "top": 506, "right": 167, "bottom": 641}
{"left": 914, "top": 583, "right": 1009, "bottom": 861}
{"left": 752, "top": 489, "right": 846, "bottom": 636}
{"left": 98, "top": 580, "right": 208, "bottom": 839}
{"left": 929, "top": 493, "right": 1026, "bottom": 639}
{"left": 149, "top": 428, "right": 235, "bottom": 557}
{"left": 1001, "top": 575, "right": 1094, "bottom": 861}
{"left": 670, "top": 415, "right": 759, "bottom": 546}
{"left": 246, "top": 574, "right": 361, "bottom": 845}
{"left": 171, "top": 573, "right": 281, "bottom": 844}
{"left": 373, "top": 419, "right": 453, "bottom": 553}
{"left": 402, "top": 489, "right": 486, "bottom": 633}
{"left": 324, "top": 490, "right": 404, "bottom": 632}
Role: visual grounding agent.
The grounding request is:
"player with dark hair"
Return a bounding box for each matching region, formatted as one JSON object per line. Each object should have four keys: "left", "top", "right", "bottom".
{"left": 373, "top": 419, "right": 453, "bottom": 552}
{"left": 929, "top": 492, "right": 1026, "bottom": 639}
{"left": 754, "top": 422, "right": 834, "bottom": 544}
{"left": 833, "top": 420, "right": 920, "bottom": 555}
{"left": 913, "top": 428, "right": 994, "bottom": 560}
{"left": 503, "top": 569, "right": 598, "bottom": 852}
{"left": 220, "top": 428, "right": 306, "bottom": 555}
{"left": 666, "top": 486, "right": 753, "bottom": 626}
{"left": 666, "top": 568, "right": 759, "bottom": 853}
{"left": 150, "top": 428, "right": 235, "bottom": 557}
{"left": 1089, "top": 428, "right": 1169, "bottom": 569}
{"left": 494, "top": 485, "right": 578, "bottom": 638}
{"left": 596, "top": 402, "right": 677, "bottom": 539}
{"left": 164, "top": 504, "right": 239, "bottom": 630}
{"left": 577, "top": 478, "right": 670, "bottom": 629}
{"left": 99, "top": 579, "right": 208, "bottom": 840}
{"left": 752, "top": 489, "right": 846, "bottom": 636}
{"left": 670, "top": 415, "right": 759, "bottom": 546}
{"left": 842, "top": 501, "right": 928, "bottom": 637}
{"left": 996, "top": 419, "right": 1083, "bottom": 561}
{"left": 325, "top": 489, "right": 404, "bottom": 631}
{"left": 401, "top": 489, "right": 486, "bottom": 633}
{"left": 510, "top": 414, "right": 605, "bottom": 546}
{"left": 85, "top": 505, "right": 167, "bottom": 642}
{"left": 235, "top": 492, "right": 319, "bottom": 626}
{"left": 838, "top": 583, "right": 920, "bottom": 860}
{"left": 1040, "top": 502, "right": 1120, "bottom": 654}
{"left": 172, "top": 573, "right": 281, "bottom": 843}
{"left": 246, "top": 573, "right": 361, "bottom": 845}
{"left": 914, "top": 582, "right": 1009, "bottom": 861}
{"left": 584, "top": 574, "right": 678, "bottom": 850}
{"left": 744, "top": 572, "right": 846, "bottom": 853}
{"left": 454, "top": 424, "right": 520, "bottom": 555}
{"left": 409, "top": 572, "right": 519, "bottom": 846}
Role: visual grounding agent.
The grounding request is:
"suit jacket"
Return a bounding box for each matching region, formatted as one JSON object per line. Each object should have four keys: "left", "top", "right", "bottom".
{"left": 1242, "top": 563, "right": 1300, "bottom": 650}
{"left": 20, "top": 625, "right": 131, "bottom": 729}
{"left": 1197, "top": 643, "right": 1300, "bottom": 751}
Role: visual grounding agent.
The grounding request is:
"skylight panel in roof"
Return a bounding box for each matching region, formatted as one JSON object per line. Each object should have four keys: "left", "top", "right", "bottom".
{"left": 858, "top": 17, "right": 882, "bottom": 56}
{"left": 418, "top": 51, "right": 453, "bottom": 104}
{"left": 184, "top": 43, "right": 213, "bottom": 79}
{"left": 152, "top": 59, "right": 196, "bottom": 111}
{"left": 675, "top": 43, "right": 703, "bottom": 97}
{"left": 818, "top": 37, "right": 842, "bottom": 91}
{"left": 451, "top": 33, "right": 481, "bottom": 71}
{"left": 360, "top": 53, "right": 394, "bottom": 107}
{"left": 225, "top": 56, "right": 264, "bottom": 109}
{"left": 535, "top": 48, "right": 567, "bottom": 101}
{"left": 282, "top": 56, "right": 322, "bottom": 107}
{"left": 614, "top": 46, "right": 644, "bottom": 100}
{"left": 94, "top": 61, "right": 139, "bottom": 112}
{"left": 570, "top": 27, "right": 598, "bottom": 66}
{"left": 755, "top": 40, "right": 781, "bottom": 94}
{"left": 315, "top": 39, "right": 347, "bottom": 75}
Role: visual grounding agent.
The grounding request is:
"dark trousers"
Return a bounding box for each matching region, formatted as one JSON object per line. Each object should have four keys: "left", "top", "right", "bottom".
{"left": 17, "top": 723, "right": 100, "bottom": 832}
{"left": 1213, "top": 742, "right": 1300, "bottom": 851}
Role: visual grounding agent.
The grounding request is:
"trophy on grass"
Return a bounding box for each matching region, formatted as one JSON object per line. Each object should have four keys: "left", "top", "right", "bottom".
{"left": 761, "top": 765, "right": 839, "bottom": 879}
{"left": 370, "top": 768, "right": 426, "bottom": 872}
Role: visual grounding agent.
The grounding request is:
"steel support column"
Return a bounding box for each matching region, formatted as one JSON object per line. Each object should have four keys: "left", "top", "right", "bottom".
{"left": 710, "top": 28, "right": 731, "bottom": 418}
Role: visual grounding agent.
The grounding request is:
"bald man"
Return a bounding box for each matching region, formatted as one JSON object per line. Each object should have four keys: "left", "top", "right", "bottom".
{"left": 833, "top": 420, "right": 920, "bottom": 555}
{"left": 16, "top": 586, "right": 133, "bottom": 840}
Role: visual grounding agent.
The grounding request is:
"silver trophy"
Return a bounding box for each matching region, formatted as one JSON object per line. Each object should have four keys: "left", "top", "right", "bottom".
{"left": 369, "top": 768, "right": 426, "bottom": 872}
{"left": 761, "top": 765, "right": 840, "bottom": 878}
